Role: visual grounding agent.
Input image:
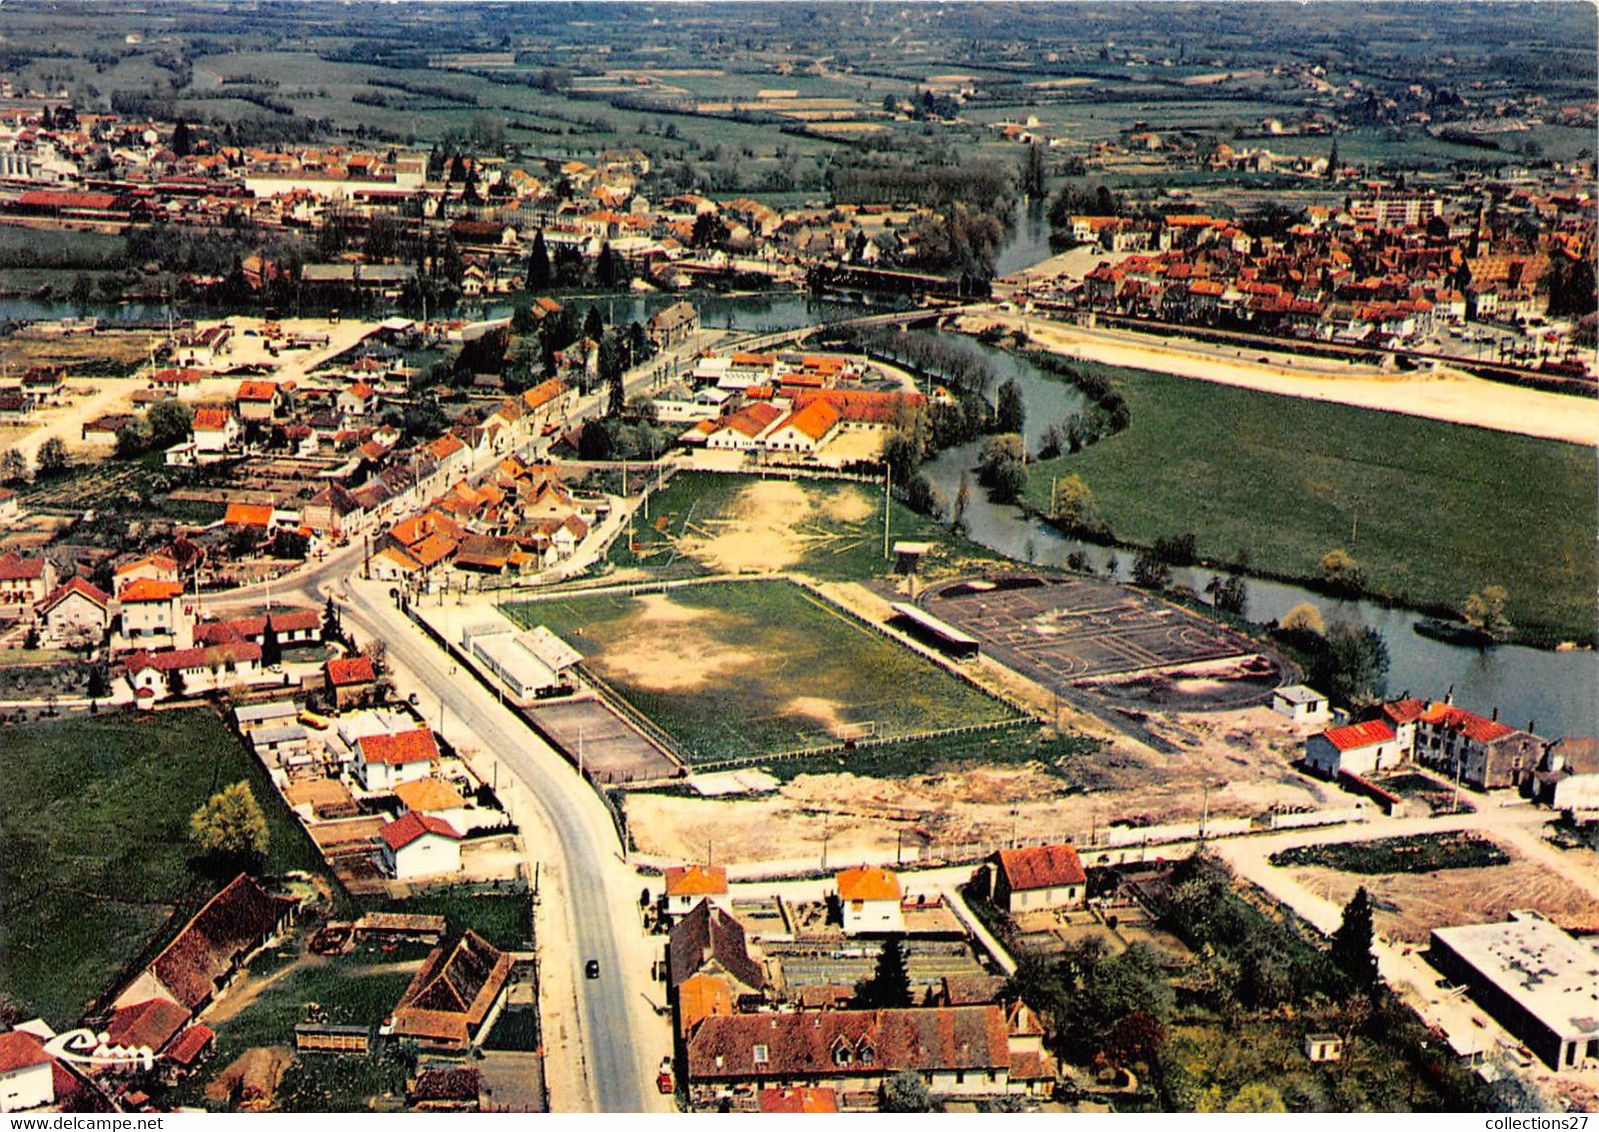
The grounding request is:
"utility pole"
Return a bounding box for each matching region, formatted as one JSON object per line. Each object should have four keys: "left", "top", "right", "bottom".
{"left": 882, "top": 464, "right": 892, "bottom": 559}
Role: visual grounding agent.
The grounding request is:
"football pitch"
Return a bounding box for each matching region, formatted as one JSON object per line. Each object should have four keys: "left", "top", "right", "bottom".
{"left": 503, "top": 579, "right": 1022, "bottom": 765}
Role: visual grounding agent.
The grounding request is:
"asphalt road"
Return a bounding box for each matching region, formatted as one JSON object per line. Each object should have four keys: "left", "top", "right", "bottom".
{"left": 339, "top": 580, "right": 651, "bottom": 1112}
{"left": 214, "top": 544, "right": 655, "bottom": 1111}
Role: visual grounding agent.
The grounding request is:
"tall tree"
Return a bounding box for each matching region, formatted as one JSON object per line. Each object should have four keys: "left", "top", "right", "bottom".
{"left": 189, "top": 782, "right": 271, "bottom": 868}
{"left": 171, "top": 119, "right": 193, "bottom": 158}
{"left": 1020, "top": 141, "right": 1047, "bottom": 198}
{"left": 583, "top": 304, "right": 605, "bottom": 343}
{"left": 526, "top": 229, "right": 551, "bottom": 292}
{"left": 1331, "top": 886, "right": 1379, "bottom": 989}
{"left": 854, "top": 936, "right": 913, "bottom": 1009}
{"left": 1463, "top": 585, "right": 1513, "bottom": 641}
{"left": 994, "top": 378, "right": 1025, "bottom": 434}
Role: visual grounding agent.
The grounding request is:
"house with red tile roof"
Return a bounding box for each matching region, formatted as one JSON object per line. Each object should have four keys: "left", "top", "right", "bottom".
{"left": 191, "top": 405, "right": 240, "bottom": 454}
{"left": 353, "top": 728, "right": 439, "bottom": 792}
{"left": 377, "top": 810, "right": 462, "bottom": 879}
{"left": 663, "top": 864, "right": 730, "bottom": 919}
{"left": 668, "top": 901, "right": 767, "bottom": 1003}
{"left": 234, "top": 380, "right": 282, "bottom": 423}
{"left": 112, "top": 874, "right": 298, "bottom": 1016}
{"left": 0, "top": 1030, "right": 56, "bottom": 1112}
{"left": 115, "top": 577, "right": 189, "bottom": 646}
{"left": 122, "top": 640, "right": 263, "bottom": 700}
{"left": 105, "top": 998, "right": 191, "bottom": 1057}
{"left": 705, "top": 402, "right": 783, "bottom": 450}
{"left": 1304, "top": 719, "right": 1401, "bottom": 779}
{"left": 388, "top": 931, "right": 513, "bottom": 1051}
{"left": 991, "top": 844, "right": 1087, "bottom": 913}
{"left": 764, "top": 397, "right": 842, "bottom": 455}
{"left": 324, "top": 654, "right": 378, "bottom": 709}
{"left": 1414, "top": 697, "right": 1543, "bottom": 790}
{"left": 685, "top": 1005, "right": 1025, "bottom": 1109}
{"left": 113, "top": 553, "right": 179, "bottom": 597}
{"left": 836, "top": 866, "right": 903, "bottom": 935}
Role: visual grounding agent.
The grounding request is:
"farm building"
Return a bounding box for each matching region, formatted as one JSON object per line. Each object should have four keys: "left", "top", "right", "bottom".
{"left": 389, "top": 931, "right": 514, "bottom": 1052}
{"left": 1271, "top": 684, "right": 1331, "bottom": 726}
{"left": 1304, "top": 720, "right": 1402, "bottom": 779}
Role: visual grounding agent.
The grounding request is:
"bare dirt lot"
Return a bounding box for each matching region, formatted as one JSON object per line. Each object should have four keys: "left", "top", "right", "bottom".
{"left": 625, "top": 705, "right": 1329, "bottom": 868}
{"left": 1292, "top": 852, "right": 1599, "bottom": 945}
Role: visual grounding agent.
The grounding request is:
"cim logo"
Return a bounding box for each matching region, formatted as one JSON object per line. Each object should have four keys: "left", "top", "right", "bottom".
{"left": 42, "top": 1029, "right": 158, "bottom": 1071}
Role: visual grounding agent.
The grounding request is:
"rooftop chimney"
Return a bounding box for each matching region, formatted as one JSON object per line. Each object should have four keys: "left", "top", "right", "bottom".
{"left": 1492, "top": 706, "right": 1499, "bottom": 722}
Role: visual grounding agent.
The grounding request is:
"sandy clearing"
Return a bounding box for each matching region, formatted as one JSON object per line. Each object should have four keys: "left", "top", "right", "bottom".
{"left": 598, "top": 617, "right": 756, "bottom": 692}
{"left": 1293, "top": 855, "right": 1599, "bottom": 944}
{"left": 821, "top": 487, "right": 875, "bottom": 523}
{"left": 633, "top": 592, "right": 705, "bottom": 623}
{"left": 980, "top": 313, "right": 1599, "bottom": 447}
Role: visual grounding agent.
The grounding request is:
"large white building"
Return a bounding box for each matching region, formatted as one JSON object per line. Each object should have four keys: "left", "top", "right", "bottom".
{"left": 1429, "top": 911, "right": 1599, "bottom": 1071}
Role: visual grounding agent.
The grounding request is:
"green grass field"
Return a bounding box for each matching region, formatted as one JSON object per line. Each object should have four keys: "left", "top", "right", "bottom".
{"left": 610, "top": 470, "right": 976, "bottom": 582}
{"left": 0, "top": 707, "right": 322, "bottom": 1025}
{"left": 1021, "top": 363, "right": 1598, "bottom": 644}
{"left": 505, "top": 579, "right": 1020, "bottom": 764}
{"left": 368, "top": 885, "right": 532, "bottom": 951}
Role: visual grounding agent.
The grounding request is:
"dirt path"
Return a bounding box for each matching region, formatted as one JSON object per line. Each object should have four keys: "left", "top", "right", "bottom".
{"left": 973, "top": 312, "right": 1599, "bottom": 447}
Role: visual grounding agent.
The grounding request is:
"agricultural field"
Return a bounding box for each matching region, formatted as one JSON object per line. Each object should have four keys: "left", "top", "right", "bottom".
{"left": 1021, "top": 364, "right": 1598, "bottom": 644}
{"left": 0, "top": 331, "right": 160, "bottom": 378}
{"left": 19, "top": 450, "right": 225, "bottom": 525}
{"left": 0, "top": 707, "right": 322, "bottom": 1026}
{"left": 1268, "top": 831, "right": 1509, "bottom": 874}
{"left": 504, "top": 578, "right": 1021, "bottom": 764}
{"left": 609, "top": 471, "right": 979, "bottom": 582}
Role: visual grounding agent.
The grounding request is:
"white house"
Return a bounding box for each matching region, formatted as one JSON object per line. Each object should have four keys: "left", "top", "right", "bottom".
{"left": 353, "top": 728, "right": 440, "bottom": 792}
{"left": 991, "top": 844, "right": 1087, "bottom": 913}
{"left": 191, "top": 405, "right": 242, "bottom": 455}
{"left": 836, "top": 865, "right": 903, "bottom": 935}
{"left": 36, "top": 578, "right": 112, "bottom": 646}
{"left": 124, "top": 641, "right": 264, "bottom": 700}
{"left": 116, "top": 577, "right": 191, "bottom": 646}
{"left": 0, "top": 1031, "right": 55, "bottom": 1113}
{"left": 663, "top": 864, "right": 730, "bottom": 919}
{"left": 1271, "top": 684, "right": 1331, "bottom": 726}
{"left": 378, "top": 810, "right": 462, "bottom": 879}
{"left": 1304, "top": 719, "right": 1402, "bottom": 779}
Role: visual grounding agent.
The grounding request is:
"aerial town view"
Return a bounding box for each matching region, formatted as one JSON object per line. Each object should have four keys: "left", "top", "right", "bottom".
{"left": 0, "top": 0, "right": 1595, "bottom": 1120}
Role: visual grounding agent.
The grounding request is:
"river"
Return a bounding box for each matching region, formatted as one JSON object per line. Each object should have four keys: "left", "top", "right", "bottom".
{"left": 919, "top": 332, "right": 1598, "bottom": 738}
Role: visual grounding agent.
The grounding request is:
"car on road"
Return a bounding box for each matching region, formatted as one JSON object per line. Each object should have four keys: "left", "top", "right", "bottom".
{"left": 585, "top": 959, "right": 600, "bottom": 979}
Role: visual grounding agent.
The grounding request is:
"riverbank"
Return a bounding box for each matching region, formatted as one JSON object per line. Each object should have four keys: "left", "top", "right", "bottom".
{"left": 968, "top": 310, "right": 1599, "bottom": 448}
{"left": 1008, "top": 356, "right": 1595, "bottom": 647}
